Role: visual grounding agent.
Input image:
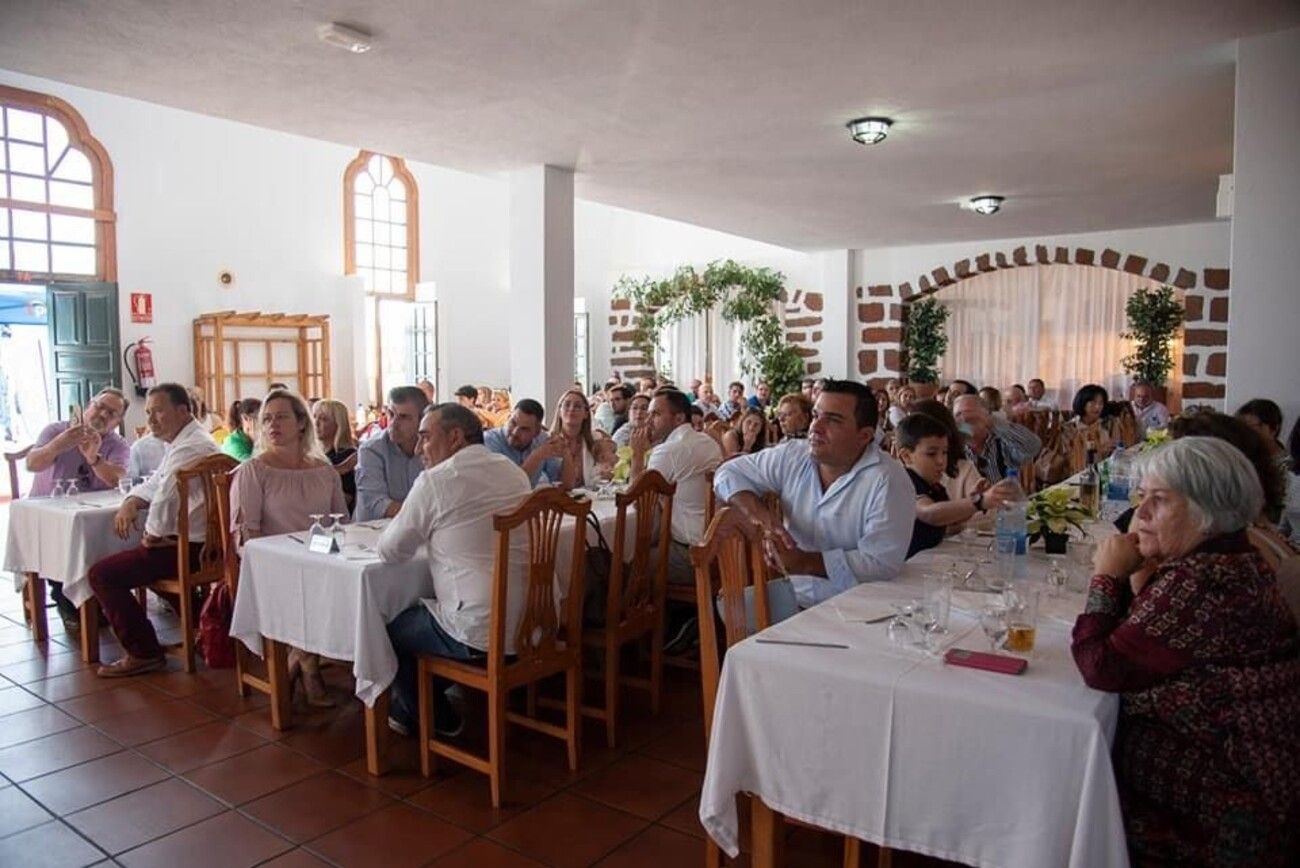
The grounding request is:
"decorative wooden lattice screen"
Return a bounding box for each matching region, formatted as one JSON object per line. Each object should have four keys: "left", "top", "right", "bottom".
{"left": 193, "top": 311, "right": 331, "bottom": 413}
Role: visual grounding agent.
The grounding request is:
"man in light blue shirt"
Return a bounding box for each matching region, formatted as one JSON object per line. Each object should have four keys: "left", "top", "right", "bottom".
{"left": 483, "top": 398, "right": 566, "bottom": 487}
{"left": 714, "top": 380, "right": 915, "bottom": 608}
{"left": 355, "top": 385, "right": 428, "bottom": 520}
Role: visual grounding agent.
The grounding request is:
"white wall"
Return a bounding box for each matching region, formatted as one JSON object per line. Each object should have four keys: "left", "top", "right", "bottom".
{"left": 574, "top": 201, "right": 822, "bottom": 384}
{"left": 853, "top": 222, "right": 1230, "bottom": 289}
{"left": 1227, "top": 27, "right": 1300, "bottom": 426}
{"left": 0, "top": 67, "right": 512, "bottom": 431}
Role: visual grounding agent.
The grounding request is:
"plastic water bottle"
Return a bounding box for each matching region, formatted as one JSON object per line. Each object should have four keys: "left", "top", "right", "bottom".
{"left": 994, "top": 469, "right": 1029, "bottom": 583}
{"left": 1106, "top": 441, "right": 1130, "bottom": 503}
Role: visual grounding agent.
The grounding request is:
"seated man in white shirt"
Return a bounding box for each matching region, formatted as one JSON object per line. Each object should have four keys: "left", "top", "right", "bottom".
{"left": 127, "top": 432, "right": 167, "bottom": 479}
{"left": 713, "top": 380, "right": 915, "bottom": 609}
{"left": 88, "top": 383, "right": 220, "bottom": 677}
{"left": 378, "top": 403, "right": 532, "bottom": 737}
{"left": 628, "top": 389, "right": 723, "bottom": 586}
{"left": 1131, "top": 381, "right": 1170, "bottom": 438}
{"left": 1024, "top": 377, "right": 1055, "bottom": 411}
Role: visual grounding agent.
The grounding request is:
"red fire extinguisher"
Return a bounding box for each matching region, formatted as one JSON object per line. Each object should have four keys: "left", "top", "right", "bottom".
{"left": 123, "top": 337, "right": 156, "bottom": 397}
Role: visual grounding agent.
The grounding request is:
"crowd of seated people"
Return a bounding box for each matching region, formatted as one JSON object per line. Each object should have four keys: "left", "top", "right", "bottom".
{"left": 14, "top": 364, "right": 1297, "bottom": 868}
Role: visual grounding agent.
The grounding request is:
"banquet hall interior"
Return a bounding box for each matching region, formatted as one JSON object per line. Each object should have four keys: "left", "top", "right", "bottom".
{"left": 0, "top": 2, "right": 1298, "bottom": 867}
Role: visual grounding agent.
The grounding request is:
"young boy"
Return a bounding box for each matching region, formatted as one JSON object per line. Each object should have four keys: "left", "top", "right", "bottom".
{"left": 894, "top": 414, "right": 1013, "bottom": 558}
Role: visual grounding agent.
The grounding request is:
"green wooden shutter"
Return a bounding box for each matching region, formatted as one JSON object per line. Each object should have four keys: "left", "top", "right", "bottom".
{"left": 45, "top": 282, "right": 120, "bottom": 420}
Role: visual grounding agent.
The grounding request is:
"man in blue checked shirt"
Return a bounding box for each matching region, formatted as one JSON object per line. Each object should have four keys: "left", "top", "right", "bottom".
{"left": 713, "top": 380, "right": 915, "bottom": 608}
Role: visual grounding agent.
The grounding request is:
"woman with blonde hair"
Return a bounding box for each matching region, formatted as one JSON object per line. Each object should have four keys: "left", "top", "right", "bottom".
{"left": 549, "top": 388, "right": 597, "bottom": 489}
{"left": 312, "top": 398, "right": 359, "bottom": 514}
{"left": 230, "top": 389, "right": 347, "bottom": 706}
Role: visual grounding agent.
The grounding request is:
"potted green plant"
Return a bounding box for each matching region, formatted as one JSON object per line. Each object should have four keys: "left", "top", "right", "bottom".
{"left": 1120, "top": 285, "right": 1184, "bottom": 389}
{"left": 903, "top": 296, "right": 949, "bottom": 397}
{"left": 1026, "top": 487, "right": 1093, "bottom": 554}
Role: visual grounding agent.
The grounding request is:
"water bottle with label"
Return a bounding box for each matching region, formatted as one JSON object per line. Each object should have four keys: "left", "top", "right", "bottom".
{"left": 1106, "top": 441, "right": 1130, "bottom": 502}
{"left": 993, "top": 469, "right": 1029, "bottom": 585}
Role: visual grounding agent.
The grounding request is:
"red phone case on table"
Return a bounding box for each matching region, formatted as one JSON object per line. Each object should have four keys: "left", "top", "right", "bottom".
{"left": 944, "top": 648, "right": 1028, "bottom": 675}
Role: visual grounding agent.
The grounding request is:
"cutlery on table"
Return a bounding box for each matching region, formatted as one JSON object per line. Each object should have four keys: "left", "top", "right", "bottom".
{"left": 755, "top": 638, "right": 850, "bottom": 649}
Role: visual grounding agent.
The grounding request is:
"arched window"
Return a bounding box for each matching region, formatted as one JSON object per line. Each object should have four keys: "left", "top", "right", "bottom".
{"left": 0, "top": 84, "right": 116, "bottom": 282}
{"left": 344, "top": 151, "right": 419, "bottom": 299}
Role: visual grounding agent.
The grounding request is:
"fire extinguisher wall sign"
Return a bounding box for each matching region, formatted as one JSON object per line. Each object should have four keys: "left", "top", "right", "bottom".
{"left": 124, "top": 338, "right": 156, "bottom": 398}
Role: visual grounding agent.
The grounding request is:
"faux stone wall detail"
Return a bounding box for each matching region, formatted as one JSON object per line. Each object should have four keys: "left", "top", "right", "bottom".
{"left": 856, "top": 249, "right": 1230, "bottom": 409}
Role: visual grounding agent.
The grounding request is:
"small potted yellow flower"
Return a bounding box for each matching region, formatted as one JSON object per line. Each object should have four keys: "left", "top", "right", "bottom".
{"left": 1026, "top": 487, "right": 1093, "bottom": 555}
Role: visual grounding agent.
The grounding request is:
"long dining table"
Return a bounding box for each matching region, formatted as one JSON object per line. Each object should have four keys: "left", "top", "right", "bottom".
{"left": 3, "top": 488, "right": 143, "bottom": 660}
{"left": 697, "top": 528, "right": 1130, "bottom": 868}
{"left": 230, "top": 493, "right": 626, "bottom": 775}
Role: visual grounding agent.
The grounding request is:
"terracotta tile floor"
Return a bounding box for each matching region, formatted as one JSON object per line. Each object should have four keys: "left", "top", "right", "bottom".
{"left": 0, "top": 582, "right": 964, "bottom": 867}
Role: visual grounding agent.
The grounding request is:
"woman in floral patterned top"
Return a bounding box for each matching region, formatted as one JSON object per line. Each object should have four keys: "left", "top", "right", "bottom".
{"left": 1072, "top": 437, "right": 1299, "bottom": 867}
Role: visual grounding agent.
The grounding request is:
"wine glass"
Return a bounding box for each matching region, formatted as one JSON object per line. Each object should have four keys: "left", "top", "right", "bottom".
{"left": 980, "top": 605, "right": 1008, "bottom": 652}
{"left": 328, "top": 513, "right": 347, "bottom": 548}
{"left": 117, "top": 478, "right": 133, "bottom": 497}
{"left": 911, "top": 600, "right": 938, "bottom": 652}
{"left": 50, "top": 479, "right": 67, "bottom": 499}
{"left": 307, "top": 513, "right": 325, "bottom": 540}
{"left": 65, "top": 479, "right": 80, "bottom": 498}
{"left": 886, "top": 601, "right": 917, "bottom": 647}
{"left": 1045, "top": 556, "right": 1069, "bottom": 598}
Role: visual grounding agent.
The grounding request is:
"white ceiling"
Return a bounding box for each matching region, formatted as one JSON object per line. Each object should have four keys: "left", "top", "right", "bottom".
{"left": 2, "top": 1, "right": 1297, "bottom": 250}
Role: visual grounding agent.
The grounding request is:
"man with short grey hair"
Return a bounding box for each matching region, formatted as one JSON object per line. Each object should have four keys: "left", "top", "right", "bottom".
{"left": 355, "top": 385, "right": 428, "bottom": 520}
{"left": 378, "top": 402, "right": 532, "bottom": 737}
{"left": 953, "top": 394, "right": 1041, "bottom": 484}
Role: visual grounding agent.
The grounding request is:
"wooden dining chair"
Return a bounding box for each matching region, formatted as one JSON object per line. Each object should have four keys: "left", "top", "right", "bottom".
{"left": 691, "top": 507, "right": 877, "bottom": 868}
{"left": 581, "top": 469, "right": 676, "bottom": 746}
{"left": 415, "top": 486, "right": 590, "bottom": 808}
{"left": 148, "top": 453, "right": 239, "bottom": 673}
{"left": 4, "top": 444, "right": 31, "bottom": 500}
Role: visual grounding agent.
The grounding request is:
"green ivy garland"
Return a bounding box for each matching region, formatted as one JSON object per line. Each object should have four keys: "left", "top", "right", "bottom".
{"left": 612, "top": 260, "right": 806, "bottom": 397}
{"left": 903, "top": 296, "right": 950, "bottom": 384}
{"left": 1120, "top": 284, "right": 1184, "bottom": 387}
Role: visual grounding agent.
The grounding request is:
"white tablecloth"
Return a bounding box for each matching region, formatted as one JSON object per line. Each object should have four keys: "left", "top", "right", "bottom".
{"left": 231, "top": 497, "right": 624, "bottom": 706}
{"left": 698, "top": 536, "right": 1128, "bottom": 868}
{"left": 4, "top": 490, "right": 141, "bottom": 606}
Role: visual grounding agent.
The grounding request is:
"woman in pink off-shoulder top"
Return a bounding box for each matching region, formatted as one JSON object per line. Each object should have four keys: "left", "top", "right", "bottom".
{"left": 230, "top": 389, "right": 347, "bottom": 707}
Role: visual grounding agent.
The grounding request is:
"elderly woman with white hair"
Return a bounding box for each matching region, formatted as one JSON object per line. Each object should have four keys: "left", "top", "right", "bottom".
{"left": 1072, "top": 437, "right": 1300, "bottom": 868}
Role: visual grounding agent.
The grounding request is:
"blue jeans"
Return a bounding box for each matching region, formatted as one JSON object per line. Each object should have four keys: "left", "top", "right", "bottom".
{"left": 386, "top": 605, "right": 481, "bottom": 727}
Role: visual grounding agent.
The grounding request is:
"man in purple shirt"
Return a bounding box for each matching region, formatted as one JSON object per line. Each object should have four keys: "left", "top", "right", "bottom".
{"left": 24, "top": 387, "right": 130, "bottom": 630}
{"left": 26, "top": 388, "right": 131, "bottom": 496}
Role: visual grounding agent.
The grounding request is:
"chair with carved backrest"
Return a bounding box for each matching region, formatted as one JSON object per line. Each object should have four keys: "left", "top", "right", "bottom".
{"left": 4, "top": 444, "right": 31, "bottom": 501}
{"left": 416, "top": 486, "right": 590, "bottom": 808}
{"left": 581, "top": 469, "right": 676, "bottom": 747}
{"left": 147, "top": 453, "right": 238, "bottom": 673}
{"left": 691, "top": 507, "right": 879, "bottom": 868}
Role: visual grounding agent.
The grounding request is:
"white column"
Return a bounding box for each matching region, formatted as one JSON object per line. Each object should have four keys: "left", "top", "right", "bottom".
{"left": 509, "top": 166, "right": 575, "bottom": 408}
{"left": 815, "top": 249, "right": 855, "bottom": 379}
{"left": 1227, "top": 26, "right": 1300, "bottom": 424}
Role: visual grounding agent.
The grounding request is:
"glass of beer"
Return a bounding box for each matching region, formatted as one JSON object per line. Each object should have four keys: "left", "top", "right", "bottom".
{"left": 1003, "top": 582, "right": 1039, "bottom": 655}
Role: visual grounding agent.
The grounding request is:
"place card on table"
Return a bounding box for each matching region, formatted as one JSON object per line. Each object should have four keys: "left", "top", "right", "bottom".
{"left": 307, "top": 531, "right": 340, "bottom": 554}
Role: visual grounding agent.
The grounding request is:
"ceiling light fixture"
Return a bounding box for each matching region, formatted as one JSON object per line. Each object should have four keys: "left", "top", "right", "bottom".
{"left": 317, "top": 22, "right": 373, "bottom": 53}
{"left": 968, "top": 195, "right": 1005, "bottom": 215}
{"left": 846, "top": 117, "right": 892, "bottom": 145}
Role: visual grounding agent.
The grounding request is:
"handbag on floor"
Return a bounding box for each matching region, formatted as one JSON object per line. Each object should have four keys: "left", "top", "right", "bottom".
{"left": 198, "top": 581, "right": 236, "bottom": 668}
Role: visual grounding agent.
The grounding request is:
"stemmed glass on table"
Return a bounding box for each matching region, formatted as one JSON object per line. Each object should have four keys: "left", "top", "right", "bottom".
{"left": 980, "top": 605, "right": 1009, "bottom": 652}
{"left": 328, "top": 512, "right": 347, "bottom": 549}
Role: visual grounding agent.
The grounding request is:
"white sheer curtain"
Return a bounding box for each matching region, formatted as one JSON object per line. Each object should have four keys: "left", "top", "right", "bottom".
{"left": 661, "top": 312, "right": 706, "bottom": 385}
{"left": 938, "top": 265, "right": 1159, "bottom": 405}
{"left": 661, "top": 302, "right": 777, "bottom": 390}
